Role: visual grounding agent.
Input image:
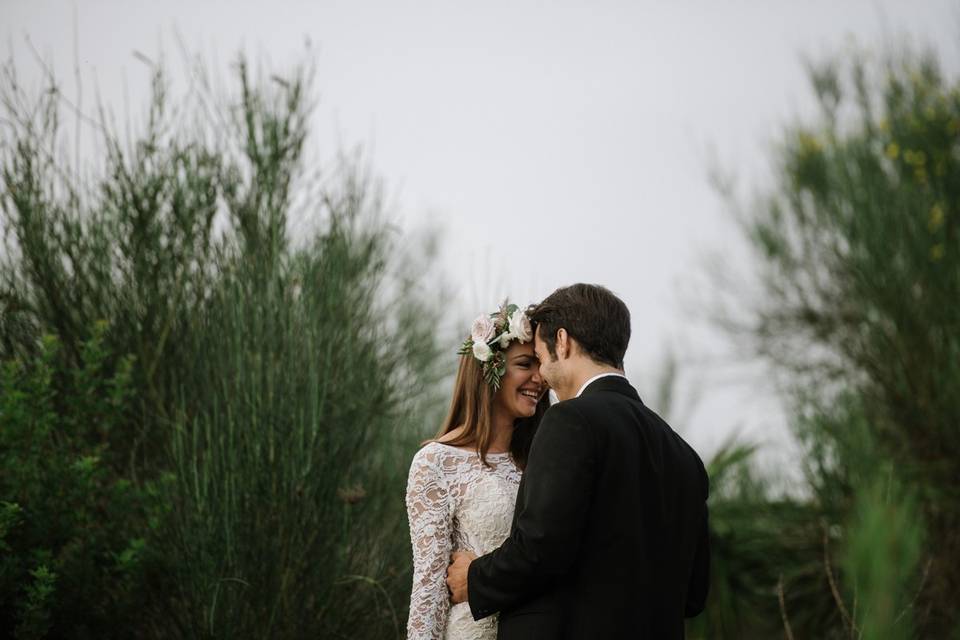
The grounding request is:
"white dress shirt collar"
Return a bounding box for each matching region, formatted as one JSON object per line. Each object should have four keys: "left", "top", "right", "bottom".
{"left": 575, "top": 372, "right": 628, "bottom": 398}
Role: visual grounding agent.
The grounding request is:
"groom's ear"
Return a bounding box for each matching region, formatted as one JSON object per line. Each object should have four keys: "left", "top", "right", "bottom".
{"left": 556, "top": 328, "right": 569, "bottom": 359}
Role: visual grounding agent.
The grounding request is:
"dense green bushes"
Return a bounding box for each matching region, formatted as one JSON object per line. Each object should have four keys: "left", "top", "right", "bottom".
{"left": 3, "top": 36, "right": 956, "bottom": 640}
{"left": 0, "top": 327, "right": 166, "bottom": 638}
{"left": 1, "top": 55, "right": 444, "bottom": 638}
{"left": 698, "top": 46, "right": 960, "bottom": 638}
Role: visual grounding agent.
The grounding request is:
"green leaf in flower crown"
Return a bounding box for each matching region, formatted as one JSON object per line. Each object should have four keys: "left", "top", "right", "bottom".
{"left": 506, "top": 303, "right": 518, "bottom": 315}
{"left": 483, "top": 364, "right": 499, "bottom": 390}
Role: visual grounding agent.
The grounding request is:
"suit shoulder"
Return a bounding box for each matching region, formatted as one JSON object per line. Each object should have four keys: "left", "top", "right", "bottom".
{"left": 563, "top": 388, "right": 637, "bottom": 416}
{"left": 542, "top": 400, "right": 588, "bottom": 426}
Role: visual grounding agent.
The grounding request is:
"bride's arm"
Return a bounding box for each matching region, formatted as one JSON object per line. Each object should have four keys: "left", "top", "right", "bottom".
{"left": 405, "top": 448, "right": 453, "bottom": 640}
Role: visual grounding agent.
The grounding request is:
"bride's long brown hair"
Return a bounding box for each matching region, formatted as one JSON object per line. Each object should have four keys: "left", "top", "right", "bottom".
{"left": 430, "top": 351, "right": 548, "bottom": 470}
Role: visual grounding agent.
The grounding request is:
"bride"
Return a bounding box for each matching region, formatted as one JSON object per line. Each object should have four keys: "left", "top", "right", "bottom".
{"left": 405, "top": 302, "right": 548, "bottom": 640}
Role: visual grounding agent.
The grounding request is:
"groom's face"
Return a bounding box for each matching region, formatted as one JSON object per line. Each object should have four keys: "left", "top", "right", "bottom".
{"left": 533, "top": 327, "right": 561, "bottom": 391}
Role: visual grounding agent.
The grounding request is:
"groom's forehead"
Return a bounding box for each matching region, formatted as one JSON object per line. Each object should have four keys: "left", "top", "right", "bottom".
{"left": 533, "top": 331, "right": 548, "bottom": 354}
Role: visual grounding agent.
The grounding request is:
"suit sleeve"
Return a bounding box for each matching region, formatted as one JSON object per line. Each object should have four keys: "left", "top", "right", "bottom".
{"left": 684, "top": 467, "right": 710, "bottom": 617}
{"left": 467, "top": 403, "right": 595, "bottom": 620}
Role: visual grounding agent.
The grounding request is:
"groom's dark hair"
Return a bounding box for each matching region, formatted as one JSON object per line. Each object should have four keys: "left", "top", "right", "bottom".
{"left": 528, "top": 283, "right": 630, "bottom": 369}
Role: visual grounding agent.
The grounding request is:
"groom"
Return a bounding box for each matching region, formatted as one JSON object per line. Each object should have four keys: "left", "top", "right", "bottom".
{"left": 446, "top": 284, "right": 710, "bottom": 639}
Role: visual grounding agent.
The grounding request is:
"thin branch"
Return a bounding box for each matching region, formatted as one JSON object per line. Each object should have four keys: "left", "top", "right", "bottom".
{"left": 777, "top": 574, "right": 795, "bottom": 640}
{"left": 23, "top": 34, "right": 109, "bottom": 135}
{"left": 894, "top": 557, "right": 933, "bottom": 624}
{"left": 851, "top": 583, "right": 858, "bottom": 634}
{"left": 822, "top": 520, "right": 859, "bottom": 637}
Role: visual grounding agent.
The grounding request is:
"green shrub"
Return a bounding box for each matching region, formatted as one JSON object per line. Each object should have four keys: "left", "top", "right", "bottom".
{"left": 156, "top": 180, "right": 444, "bottom": 639}
{"left": 1, "top": 51, "right": 446, "bottom": 638}
{"left": 843, "top": 474, "right": 924, "bottom": 640}
{"left": 0, "top": 327, "right": 165, "bottom": 639}
{"left": 706, "top": 43, "right": 958, "bottom": 638}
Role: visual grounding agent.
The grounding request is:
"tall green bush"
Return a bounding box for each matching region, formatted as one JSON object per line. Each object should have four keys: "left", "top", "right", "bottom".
{"left": 159, "top": 146, "right": 444, "bottom": 639}
{"left": 1, "top": 52, "right": 445, "bottom": 638}
{"left": 706, "top": 45, "right": 958, "bottom": 637}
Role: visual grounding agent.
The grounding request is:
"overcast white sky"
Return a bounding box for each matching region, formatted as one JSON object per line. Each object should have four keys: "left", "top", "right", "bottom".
{"left": 5, "top": 1, "right": 959, "bottom": 472}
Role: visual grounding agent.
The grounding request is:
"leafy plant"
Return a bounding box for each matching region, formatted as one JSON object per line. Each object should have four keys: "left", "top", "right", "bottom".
{"left": 1, "top": 49, "right": 447, "bottom": 638}
{"left": 0, "top": 328, "right": 163, "bottom": 639}
{"left": 705, "top": 43, "right": 959, "bottom": 638}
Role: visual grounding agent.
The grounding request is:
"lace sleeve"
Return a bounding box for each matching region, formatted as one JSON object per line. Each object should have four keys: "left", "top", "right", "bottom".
{"left": 405, "top": 447, "right": 453, "bottom": 639}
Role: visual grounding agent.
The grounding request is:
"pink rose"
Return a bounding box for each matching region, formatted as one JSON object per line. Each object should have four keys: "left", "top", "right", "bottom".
{"left": 508, "top": 311, "right": 532, "bottom": 343}
{"left": 471, "top": 314, "right": 496, "bottom": 344}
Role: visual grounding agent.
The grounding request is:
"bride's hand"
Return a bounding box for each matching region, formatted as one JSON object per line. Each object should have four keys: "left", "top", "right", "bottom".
{"left": 446, "top": 551, "right": 477, "bottom": 604}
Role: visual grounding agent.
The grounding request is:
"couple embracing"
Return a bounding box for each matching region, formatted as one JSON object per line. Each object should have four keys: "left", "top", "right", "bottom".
{"left": 406, "top": 284, "right": 710, "bottom": 640}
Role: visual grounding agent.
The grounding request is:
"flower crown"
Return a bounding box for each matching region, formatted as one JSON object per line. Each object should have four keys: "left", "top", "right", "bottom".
{"left": 458, "top": 301, "right": 533, "bottom": 391}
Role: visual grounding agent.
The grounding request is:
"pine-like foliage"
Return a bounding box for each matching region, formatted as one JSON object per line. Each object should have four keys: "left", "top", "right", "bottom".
{"left": 698, "top": 46, "right": 959, "bottom": 639}
{"left": 1, "top": 54, "right": 445, "bottom": 638}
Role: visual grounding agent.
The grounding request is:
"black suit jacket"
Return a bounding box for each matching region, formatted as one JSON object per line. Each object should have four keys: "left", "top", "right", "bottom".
{"left": 467, "top": 375, "right": 709, "bottom": 639}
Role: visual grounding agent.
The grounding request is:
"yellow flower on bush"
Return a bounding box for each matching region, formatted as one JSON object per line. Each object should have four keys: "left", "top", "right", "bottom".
{"left": 797, "top": 131, "right": 823, "bottom": 156}
{"left": 931, "top": 244, "right": 945, "bottom": 261}
{"left": 928, "top": 204, "right": 945, "bottom": 232}
{"left": 885, "top": 142, "right": 900, "bottom": 159}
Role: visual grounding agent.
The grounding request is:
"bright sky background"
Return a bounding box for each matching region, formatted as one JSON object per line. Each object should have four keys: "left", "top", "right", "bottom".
{"left": 5, "top": 1, "right": 959, "bottom": 475}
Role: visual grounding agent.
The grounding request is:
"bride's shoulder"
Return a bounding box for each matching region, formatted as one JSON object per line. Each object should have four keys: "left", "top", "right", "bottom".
{"left": 409, "top": 440, "right": 449, "bottom": 468}
{"left": 407, "top": 442, "right": 460, "bottom": 491}
{"left": 411, "top": 425, "right": 477, "bottom": 468}
{"left": 410, "top": 434, "right": 476, "bottom": 473}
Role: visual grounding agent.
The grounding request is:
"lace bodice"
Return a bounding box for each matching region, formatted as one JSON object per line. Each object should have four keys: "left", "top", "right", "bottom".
{"left": 405, "top": 442, "right": 522, "bottom": 640}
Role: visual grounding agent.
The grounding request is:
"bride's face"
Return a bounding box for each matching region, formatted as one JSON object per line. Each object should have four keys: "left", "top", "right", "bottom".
{"left": 493, "top": 342, "right": 544, "bottom": 420}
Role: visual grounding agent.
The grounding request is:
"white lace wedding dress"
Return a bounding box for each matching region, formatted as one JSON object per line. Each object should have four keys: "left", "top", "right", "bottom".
{"left": 405, "top": 441, "right": 521, "bottom": 640}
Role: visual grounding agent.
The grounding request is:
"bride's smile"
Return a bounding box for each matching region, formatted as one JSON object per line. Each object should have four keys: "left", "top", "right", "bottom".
{"left": 406, "top": 301, "right": 548, "bottom": 639}
{"left": 493, "top": 343, "right": 544, "bottom": 422}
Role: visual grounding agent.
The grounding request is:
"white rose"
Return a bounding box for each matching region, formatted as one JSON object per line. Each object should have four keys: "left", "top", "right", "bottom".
{"left": 498, "top": 332, "right": 512, "bottom": 348}
{"left": 508, "top": 311, "right": 532, "bottom": 343}
{"left": 471, "top": 314, "right": 496, "bottom": 344}
{"left": 473, "top": 340, "right": 493, "bottom": 362}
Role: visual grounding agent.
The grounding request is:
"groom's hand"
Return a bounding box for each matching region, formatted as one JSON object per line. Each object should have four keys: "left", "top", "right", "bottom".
{"left": 446, "top": 551, "right": 477, "bottom": 604}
